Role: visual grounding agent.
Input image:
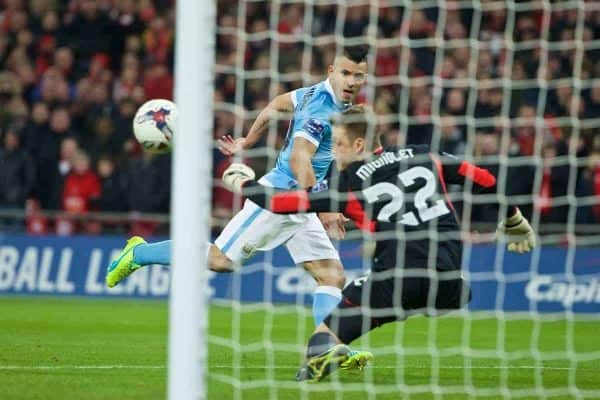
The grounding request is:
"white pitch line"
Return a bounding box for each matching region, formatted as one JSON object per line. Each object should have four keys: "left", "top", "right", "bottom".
{"left": 0, "top": 365, "right": 166, "bottom": 370}
{"left": 0, "top": 365, "right": 585, "bottom": 371}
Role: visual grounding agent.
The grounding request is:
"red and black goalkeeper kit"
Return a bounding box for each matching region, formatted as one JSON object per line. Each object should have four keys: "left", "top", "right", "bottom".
{"left": 243, "top": 145, "right": 516, "bottom": 342}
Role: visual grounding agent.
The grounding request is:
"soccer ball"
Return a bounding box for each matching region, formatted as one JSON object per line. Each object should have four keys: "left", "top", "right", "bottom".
{"left": 132, "top": 99, "right": 177, "bottom": 153}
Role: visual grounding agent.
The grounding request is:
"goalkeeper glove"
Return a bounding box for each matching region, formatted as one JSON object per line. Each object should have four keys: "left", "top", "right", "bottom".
{"left": 496, "top": 208, "right": 536, "bottom": 254}
{"left": 222, "top": 163, "right": 256, "bottom": 194}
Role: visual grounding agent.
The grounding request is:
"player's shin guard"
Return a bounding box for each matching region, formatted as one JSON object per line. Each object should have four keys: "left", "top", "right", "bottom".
{"left": 312, "top": 286, "right": 342, "bottom": 326}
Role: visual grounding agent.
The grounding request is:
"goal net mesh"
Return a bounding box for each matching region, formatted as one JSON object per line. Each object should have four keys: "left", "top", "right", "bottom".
{"left": 210, "top": 1, "right": 600, "bottom": 398}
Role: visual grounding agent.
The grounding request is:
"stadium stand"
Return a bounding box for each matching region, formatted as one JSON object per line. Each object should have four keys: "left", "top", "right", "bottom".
{"left": 0, "top": 0, "right": 598, "bottom": 237}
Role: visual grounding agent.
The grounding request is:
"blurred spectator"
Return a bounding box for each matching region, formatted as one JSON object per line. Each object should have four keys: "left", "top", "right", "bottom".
{"left": 63, "top": 0, "right": 116, "bottom": 73}
{"left": 53, "top": 47, "right": 75, "bottom": 83}
{"left": 126, "top": 152, "right": 170, "bottom": 213}
{"left": 536, "top": 141, "right": 570, "bottom": 224}
{"left": 62, "top": 149, "right": 101, "bottom": 214}
{"left": 278, "top": 4, "right": 304, "bottom": 38}
{"left": 143, "top": 15, "right": 172, "bottom": 65}
{"left": 0, "top": 127, "right": 35, "bottom": 209}
{"left": 379, "top": 7, "right": 402, "bottom": 38}
{"left": 32, "top": 108, "right": 79, "bottom": 209}
{"left": 126, "top": 152, "right": 171, "bottom": 236}
{"left": 113, "top": 62, "right": 143, "bottom": 103}
{"left": 402, "top": 8, "right": 434, "bottom": 39}
{"left": 34, "top": 66, "right": 73, "bottom": 104}
{"left": 438, "top": 114, "right": 465, "bottom": 155}
{"left": 57, "top": 136, "right": 79, "bottom": 175}
{"left": 514, "top": 104, "right": 536, "bottom": 156}
{"left": 91, "top": 155, "right": 128, "bottom": 212}
{"left": 22, "top": 101, "right": 49, "bottom": 151}
{"left": 0, "top": 70, "right": 24, "bottom": 127}
{"left": 584, "top": 85, "right": 600, "bottom": 120}
{"left": 576, "top": 145, "right": 600, "bottom": 224}
{"left": 113, "top": 97, "right": 140, "bottom": 156}
{"left": 83, "top": 115, "right": 121, "bottom": 159}
{"left": 444, "top": 89, "right": 466, "bottom": 116}
{"left": 344, "top": 6, "right": 368, "bottom": 38}
{"left": 143, "top": 62, "right": 173, "bottom": 100}
{"left": 475, "top": 87, "right": 503, "bottom": 118}
{"left": 375, "top": 46, "right": 399, "bottom": 77}
{"left": 58, "top": 148, "right": 101, "bottom": 235}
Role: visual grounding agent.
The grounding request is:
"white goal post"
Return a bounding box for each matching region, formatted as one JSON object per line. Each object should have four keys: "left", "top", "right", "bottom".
{"left": 169, "top": 0, "right": 215, "bottom": 399}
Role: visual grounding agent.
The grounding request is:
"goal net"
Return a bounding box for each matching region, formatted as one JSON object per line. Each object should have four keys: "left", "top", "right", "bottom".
{"left": 209, "top": 1, "right": 600, "bottom": 398}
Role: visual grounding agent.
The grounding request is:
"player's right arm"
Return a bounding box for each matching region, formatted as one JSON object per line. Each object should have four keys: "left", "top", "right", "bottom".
{"left": 218, "top": 92, "right": 295, "bottom": 156}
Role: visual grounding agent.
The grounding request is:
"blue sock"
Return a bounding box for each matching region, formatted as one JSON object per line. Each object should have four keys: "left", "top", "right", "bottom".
{"left": 312, "top": 286, "right": 342, "bottom": 326}
{"left": 133, "top": 240, "right": 171, "bottom": 265}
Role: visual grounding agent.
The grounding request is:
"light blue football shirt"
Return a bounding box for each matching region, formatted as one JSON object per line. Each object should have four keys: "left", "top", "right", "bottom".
{"left": 260, "top": 79, "right": 348, "bottom": 190}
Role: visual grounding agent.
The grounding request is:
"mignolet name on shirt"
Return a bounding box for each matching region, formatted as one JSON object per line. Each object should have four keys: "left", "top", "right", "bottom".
{"left": 355, "top": 148, "right": 415, "bottom": 181}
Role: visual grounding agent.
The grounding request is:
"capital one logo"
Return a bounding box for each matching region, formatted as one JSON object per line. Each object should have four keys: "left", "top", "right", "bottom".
{"left": 525, "top": 275, "right": 600, "bottom": 307}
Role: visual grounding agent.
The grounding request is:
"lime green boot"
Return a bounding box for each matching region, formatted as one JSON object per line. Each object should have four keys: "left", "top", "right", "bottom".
{"left": 105, "top": 236, "right": 147, "bottom": 288}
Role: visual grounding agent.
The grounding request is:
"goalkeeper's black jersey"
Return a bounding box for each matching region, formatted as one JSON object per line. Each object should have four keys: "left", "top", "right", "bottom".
{"left": 246, "top": 145, "right": 500, "bottom": 272}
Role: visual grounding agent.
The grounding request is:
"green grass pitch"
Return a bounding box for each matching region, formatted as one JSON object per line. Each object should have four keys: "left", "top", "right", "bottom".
{"left": 1, "top": 296, "right": 599, "bottom": 399}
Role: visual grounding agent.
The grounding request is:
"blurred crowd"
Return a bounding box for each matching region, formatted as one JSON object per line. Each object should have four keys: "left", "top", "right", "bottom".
{"left": 1, "top": 0, "right": 599, "bottom": 236}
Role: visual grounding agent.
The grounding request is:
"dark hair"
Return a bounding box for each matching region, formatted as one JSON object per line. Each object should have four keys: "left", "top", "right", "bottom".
{"left": 342, "top": 45, "right": 369, "bottom": 64}
{"left": 331, "top": 105, "right": 380, "bottom": 150}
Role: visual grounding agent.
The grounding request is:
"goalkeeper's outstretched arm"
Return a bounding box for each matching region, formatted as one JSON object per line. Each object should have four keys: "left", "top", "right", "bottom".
{"left": 243, "top": 181, "right": 344, "bottom": 215}
{"left": 431, "top": 152, "right": 537, "bottom": 254}
{"left": 223, "top": 159, "right": 537, "bottom": 254}
{"left": 222, "top": 163, "right": 345, "bottom": 213}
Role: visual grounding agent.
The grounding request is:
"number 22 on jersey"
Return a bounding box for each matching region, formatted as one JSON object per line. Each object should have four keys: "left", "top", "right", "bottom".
{"left": 362, "top": 166, "right": 450, "bottom": 226}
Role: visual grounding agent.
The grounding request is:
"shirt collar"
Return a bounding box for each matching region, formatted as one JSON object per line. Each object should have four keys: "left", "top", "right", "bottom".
{"left": 324, "top": 78, "right": 336, "bottom": 99}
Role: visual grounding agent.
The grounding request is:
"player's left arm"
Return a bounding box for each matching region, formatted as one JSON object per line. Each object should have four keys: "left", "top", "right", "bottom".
{"left": 288, "top": 117, "right": 332, "bottom": 189}
{"left": 290, "top": 118, "right": 350, "bottom": 238}
{"left": 432, "top": 152, "right": 536, "bottom": 253}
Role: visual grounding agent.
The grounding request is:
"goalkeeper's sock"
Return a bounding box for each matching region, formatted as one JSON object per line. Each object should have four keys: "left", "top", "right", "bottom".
{"left": 312, "top": 286, "right": 342, "bottom": 326}
{"left": 307, "top": 332, "right": 339, "bottom": 357}
{"left": 133, "top": 240, "right": 171, "bottom": 265}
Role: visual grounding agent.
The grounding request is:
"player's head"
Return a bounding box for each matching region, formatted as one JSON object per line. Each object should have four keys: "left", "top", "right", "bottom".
{"left": 328, "top": 45, "right": 369, "bottom": 104}
{"left": 331, "top": 105, "right": 380, "bottom": 170}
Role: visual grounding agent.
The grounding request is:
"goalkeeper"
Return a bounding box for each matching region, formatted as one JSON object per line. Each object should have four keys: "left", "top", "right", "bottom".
{"left": 222, "top": 105, "right": 536, "bottom": 382}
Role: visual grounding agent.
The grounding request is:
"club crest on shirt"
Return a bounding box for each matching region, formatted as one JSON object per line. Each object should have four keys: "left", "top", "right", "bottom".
{"left": 241, "top": 243, "right": 257, "bottom": 259}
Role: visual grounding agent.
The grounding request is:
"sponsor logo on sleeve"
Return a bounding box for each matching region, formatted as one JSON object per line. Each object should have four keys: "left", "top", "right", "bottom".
{"left": 303, "top": 118, "right": 326, "bottom": 141}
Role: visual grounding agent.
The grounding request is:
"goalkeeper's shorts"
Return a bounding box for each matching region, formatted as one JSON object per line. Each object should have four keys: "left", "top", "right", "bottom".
{"left": 324, "top": 267, "right": 471, "bottom": 344}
